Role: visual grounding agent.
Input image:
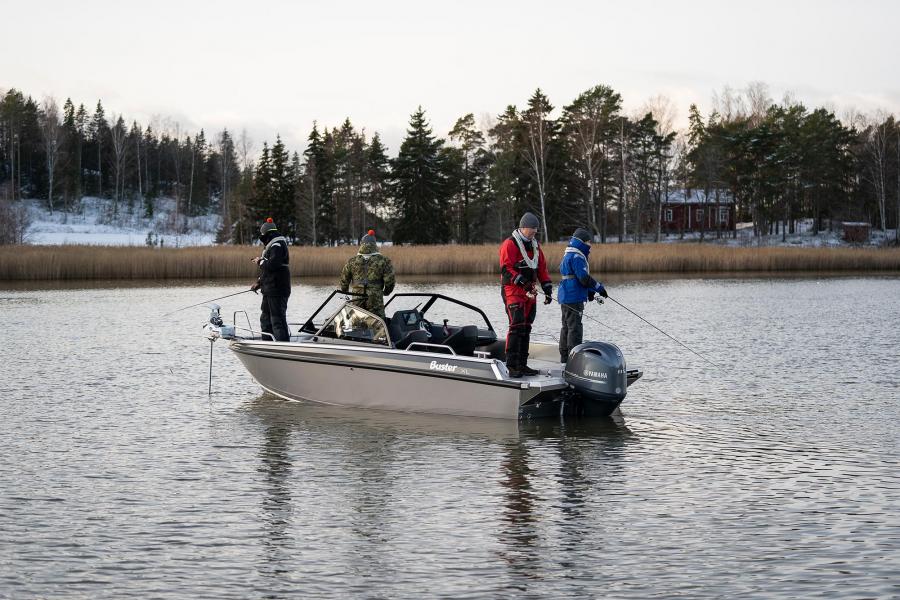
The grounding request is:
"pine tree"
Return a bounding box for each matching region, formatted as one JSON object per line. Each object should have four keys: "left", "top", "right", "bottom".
{"left": 448, "top": 113, "right": 488, "bottom": 243}
{"left": 61, "top": 98, "right": 81, "bottom": 211}
{"left": 88, "top": 101, "right": 108, "bottom": 197}
{"left": 269, "top": 135, "right": 296, "bottom": 240}
{"left": 365, "top": 132, "right": 391, "bottom": 235}
{"left": 488, "top": 105, "right": 531, "bottom": 241}
{"left": 391, "top": 107, "right": 451, "bottom": 244}
{"left": 561, "top": 85, "right": 623, "bottom": 241}
{"left": 300, "top": 123, "right": 326, "bottom": 244}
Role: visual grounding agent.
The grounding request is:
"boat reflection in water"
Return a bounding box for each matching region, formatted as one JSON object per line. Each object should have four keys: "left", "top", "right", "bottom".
{"left": 245, "top": 395, "right": 635, "bottom": 591}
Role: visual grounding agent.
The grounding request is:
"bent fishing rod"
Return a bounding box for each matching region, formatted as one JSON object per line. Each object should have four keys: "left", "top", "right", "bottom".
{"left": 162, "top": 289, "right": 256, "bottom": 317}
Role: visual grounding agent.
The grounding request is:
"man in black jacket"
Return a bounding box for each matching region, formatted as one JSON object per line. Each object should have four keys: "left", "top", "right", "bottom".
{"left": 250, "top": 218, "right": 291, "bottom": 341}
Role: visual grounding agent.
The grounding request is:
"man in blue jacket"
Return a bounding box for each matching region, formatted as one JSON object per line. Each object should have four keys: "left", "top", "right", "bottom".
{"left": 557, "top": 228, "right": 607, "bottom": 363}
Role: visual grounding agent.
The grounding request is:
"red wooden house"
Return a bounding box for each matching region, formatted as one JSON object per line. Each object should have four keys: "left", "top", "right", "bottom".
{"left": 658, "top": 189, "right": 736, "bottom": 233}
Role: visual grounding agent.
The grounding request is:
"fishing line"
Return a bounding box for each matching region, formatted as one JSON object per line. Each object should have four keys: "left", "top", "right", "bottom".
{"left": 162, "top": 289, "right": 255, "bottom": 317}
{"left": 605, "top": 296, "right": 720, "bottom": 368}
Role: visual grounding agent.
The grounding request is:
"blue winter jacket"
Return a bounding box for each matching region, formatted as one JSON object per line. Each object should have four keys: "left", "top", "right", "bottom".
{"left": 557, "top": 237, "right": 603, "bottom": 304}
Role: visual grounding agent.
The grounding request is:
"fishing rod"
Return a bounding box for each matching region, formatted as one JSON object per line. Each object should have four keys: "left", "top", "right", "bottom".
{"left": 162, "top": 289, "right": 256, "bottom": 317}
{"left": 548, "top": 295, "right": 625, "bottom": 336}
{"left": 605, "top": 295, "right": 720, "bottom": 368}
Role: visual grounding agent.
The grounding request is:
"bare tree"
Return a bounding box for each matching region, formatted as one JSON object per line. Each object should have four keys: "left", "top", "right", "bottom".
{"left": 40, "top": 97, "right": 63, "bottom": 214}
{"left": 108, "top": 115, "right": 129, "bottom": 214}
{"left": 0, "top": 199, "right": 32, "bottom": 244}
{"left": 861, "top": 111, "right": 891, "bottom": 232}
{"left": 642, "top": 95, "right": 678, "bottom": 241}
{"left": 618, "top": 118, "right": 630, "bottom": 242}
{"left": 521, "top": 89, "right": 553, "bottom": 243}
{"left": 745, "top": 81, "right": 772, "bottom": 126}
{"left": 712, "top": 85, "right": 747, "bottom": 123}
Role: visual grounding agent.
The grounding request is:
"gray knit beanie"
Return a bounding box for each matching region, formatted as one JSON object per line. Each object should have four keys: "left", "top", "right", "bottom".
{"left": 519, "top": 212, "right": 540, "bottom": 229}
{"left": 259, "top": 218, "right": 278, "bottom": 236}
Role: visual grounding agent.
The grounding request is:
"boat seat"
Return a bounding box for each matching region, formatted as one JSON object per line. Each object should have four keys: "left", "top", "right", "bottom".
{"left": 394, "top": 329, "right": 430, "bottom": 350}
{"left": 443, "top": 325, "right": 478, "bottom": 356}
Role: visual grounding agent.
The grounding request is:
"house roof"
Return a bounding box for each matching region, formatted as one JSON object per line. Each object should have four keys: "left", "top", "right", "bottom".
{"left": 663, "top": 189, "right": 735, "bottom": 205}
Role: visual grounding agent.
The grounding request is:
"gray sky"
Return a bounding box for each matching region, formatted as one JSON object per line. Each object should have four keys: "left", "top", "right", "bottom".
{"left": 3, "top": 0, "right": 898, "bottom": 153}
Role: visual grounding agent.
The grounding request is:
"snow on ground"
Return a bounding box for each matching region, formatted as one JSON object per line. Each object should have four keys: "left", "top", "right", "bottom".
{"left": 24, "top": 197, "right": 220, "bottom": 246}
{"left": 609, "top": 219, "right": 897, "bottom": 248}
{"left": 20, "top": 198, "right": 898, "bottom": 248}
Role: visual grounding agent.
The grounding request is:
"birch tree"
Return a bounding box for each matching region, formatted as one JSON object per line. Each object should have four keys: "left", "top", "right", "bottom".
{"left": 861, "top": 111, "right": 891, "bottom": 232}
{"left": 39, "top": 97, "right": 63, "bottom": 214}
{"left": 109, "top": 115, "right": 129, "bottom": 213}
{"left": 521, "top": 89, "right": 554, "bottom": 242}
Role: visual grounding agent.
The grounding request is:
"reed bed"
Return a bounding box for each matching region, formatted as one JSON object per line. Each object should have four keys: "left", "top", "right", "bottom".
{"left": 2, "top": 243, "right": 900, "bottom": 281}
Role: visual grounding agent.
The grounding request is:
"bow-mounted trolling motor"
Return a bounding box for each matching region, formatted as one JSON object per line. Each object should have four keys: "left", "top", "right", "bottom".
{"left": 201, "top": 304, "right": 237, "bottom": 395}
{"left": 202, "top": 304, "right": 235, "bottom": 341}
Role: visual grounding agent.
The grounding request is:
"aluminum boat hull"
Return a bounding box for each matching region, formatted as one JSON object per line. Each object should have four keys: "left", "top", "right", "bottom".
{"left": 228, "top": 339, "right": 639, "bottom": 420}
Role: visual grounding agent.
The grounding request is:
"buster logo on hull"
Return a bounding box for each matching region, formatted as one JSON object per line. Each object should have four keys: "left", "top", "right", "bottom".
{"left": 430, "top": 361, "right": 459, "bottom": 373}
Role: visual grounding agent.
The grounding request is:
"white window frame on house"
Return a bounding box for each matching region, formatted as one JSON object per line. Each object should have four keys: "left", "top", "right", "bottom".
{"left": 665, "top": 209, "right": 673, "bottom": 222}
{"left": 718, "top": 207, "right": 729, "bottom": 223}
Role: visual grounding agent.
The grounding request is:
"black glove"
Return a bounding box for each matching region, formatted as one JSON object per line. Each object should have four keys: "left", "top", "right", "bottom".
{"left": 542, "top": 282, "right": 553, "bottom": 304}
{"left": 250, "top": 281, "right": 261, "bottom": 293}
{"left": 588, "top": 291, "right": 596, "bottom": 302}
{"left": 513, "top": 274, "right": 527, "bottom": 287}
{"left": 596, "top": 283, "right": 608, "bottom": 298}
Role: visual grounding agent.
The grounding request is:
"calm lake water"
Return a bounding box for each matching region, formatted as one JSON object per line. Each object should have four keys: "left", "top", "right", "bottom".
{"left": 1, "top": 275, "right": 899, "bottom": 598}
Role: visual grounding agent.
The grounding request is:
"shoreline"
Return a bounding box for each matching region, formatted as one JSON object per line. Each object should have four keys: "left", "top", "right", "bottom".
{"left": 2, "top": 270, "right": 900, "bottom": 292}
{"left": 2, "top": 243, "right": 900, "bottom": 281}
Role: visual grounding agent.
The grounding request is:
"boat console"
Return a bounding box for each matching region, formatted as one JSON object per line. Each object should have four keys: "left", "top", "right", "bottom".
{"left": 300, "top": 291, "right": 499, "bottom": 357}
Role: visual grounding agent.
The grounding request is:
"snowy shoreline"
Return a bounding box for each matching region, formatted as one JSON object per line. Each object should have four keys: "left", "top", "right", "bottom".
{"left": 22, "top": 197, "right": 219, "bottom": 247}
{"left": 12, "top": 196, "right": 899, "bottom": 249}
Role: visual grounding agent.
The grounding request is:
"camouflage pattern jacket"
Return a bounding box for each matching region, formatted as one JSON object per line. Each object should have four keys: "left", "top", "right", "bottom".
{"left": 339, "top": 241, "right": 395, "bottom": 318}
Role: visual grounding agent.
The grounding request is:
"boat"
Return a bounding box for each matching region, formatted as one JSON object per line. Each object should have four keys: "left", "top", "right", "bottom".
{"left": 203, "top": 290, "right": 642, "bottom": 420}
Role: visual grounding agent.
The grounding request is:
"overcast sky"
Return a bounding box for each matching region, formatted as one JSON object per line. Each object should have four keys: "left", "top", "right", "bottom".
{"left": 3, "top": 0, "right": 898, "bottom": 154}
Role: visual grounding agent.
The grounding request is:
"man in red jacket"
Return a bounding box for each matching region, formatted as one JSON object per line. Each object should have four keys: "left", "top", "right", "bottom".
{"left": 499, "top": 212, "right": 553, "bottom": 377}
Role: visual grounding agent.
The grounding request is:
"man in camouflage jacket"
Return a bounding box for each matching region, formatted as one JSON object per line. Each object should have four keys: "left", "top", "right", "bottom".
{"left": 339, "top": 230, "right": 395, "bottom": 319}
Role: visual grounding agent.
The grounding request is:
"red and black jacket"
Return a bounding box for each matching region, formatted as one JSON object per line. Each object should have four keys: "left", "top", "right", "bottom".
{"left": 499, "top": 235, "right": 551, "bottom": 303}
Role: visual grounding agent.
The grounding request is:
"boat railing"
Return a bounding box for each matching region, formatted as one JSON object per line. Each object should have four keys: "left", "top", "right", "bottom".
{"left": 405, "top": 342, "right": 456, "bottom": 355}
{"left": 231, "top": 325, "right": 275, "bottom": 341}
{"left": 234, "top": 310, "right": 254, "bottom": 334}
{"left": 229, "top": 310, "right": 275, "bottom": 341}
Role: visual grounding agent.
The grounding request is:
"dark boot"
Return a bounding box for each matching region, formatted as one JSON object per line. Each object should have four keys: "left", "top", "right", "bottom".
{"left": 506, "top": 353, "right": 523, "bottom": 378}
{"left": 519, "top": 355, "right": 540, "bottom": 376}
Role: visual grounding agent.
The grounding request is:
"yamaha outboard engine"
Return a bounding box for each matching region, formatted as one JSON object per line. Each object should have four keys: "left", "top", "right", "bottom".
{"left": 563, "top": 341, "right": 628, "bottom": 415}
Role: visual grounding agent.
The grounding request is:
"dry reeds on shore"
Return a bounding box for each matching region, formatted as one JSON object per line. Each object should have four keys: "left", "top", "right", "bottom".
{"left": 1, "top": 243, "right": 900, "bottom": 281}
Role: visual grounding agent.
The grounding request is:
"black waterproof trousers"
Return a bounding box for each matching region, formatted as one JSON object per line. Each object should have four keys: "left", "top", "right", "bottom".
{"left": 503, "top": 294, "right": 537, "bottom": 370}
{"left": 260, "top": 295, "right": 290, "bottom": 342}
{"left": 559, "top": 302, "right": 584, "bottom": 363}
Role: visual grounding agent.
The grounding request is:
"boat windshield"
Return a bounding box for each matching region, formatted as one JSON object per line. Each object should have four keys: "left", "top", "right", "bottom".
{"left": 316, "top": 305, "right": 390, "bottom": 346}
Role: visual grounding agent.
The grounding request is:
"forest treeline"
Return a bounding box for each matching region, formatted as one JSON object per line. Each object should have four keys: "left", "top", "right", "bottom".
{"left": 1, "top": 83, "right": 898, "bottom": 246}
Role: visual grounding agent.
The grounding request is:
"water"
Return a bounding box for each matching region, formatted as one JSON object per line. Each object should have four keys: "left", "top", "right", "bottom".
{"left": 1, "top": 275, "right": 899, "bottom": 598}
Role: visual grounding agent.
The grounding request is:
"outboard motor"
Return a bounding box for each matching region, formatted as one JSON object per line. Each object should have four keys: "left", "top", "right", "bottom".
{"left": 563, "top": 341, "right": 628, "bottom": 404}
